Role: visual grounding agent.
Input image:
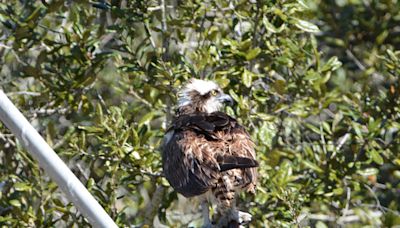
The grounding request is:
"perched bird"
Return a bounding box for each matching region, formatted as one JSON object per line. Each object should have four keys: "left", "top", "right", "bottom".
{"left": 162, "top": 79, "right": 258, "bottom": 227}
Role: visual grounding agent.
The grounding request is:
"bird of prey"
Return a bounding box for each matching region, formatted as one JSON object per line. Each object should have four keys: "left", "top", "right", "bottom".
{"left": 162, "top": 79, "right": 258, "bottom": 227}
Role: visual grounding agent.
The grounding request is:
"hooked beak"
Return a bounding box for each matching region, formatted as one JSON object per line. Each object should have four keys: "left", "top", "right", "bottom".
{"left": 217, "top": 93, "right": 234, "bottom": 106}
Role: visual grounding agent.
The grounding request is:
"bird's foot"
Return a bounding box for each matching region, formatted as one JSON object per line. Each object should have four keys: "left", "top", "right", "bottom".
{"left": 212, "top": 209, "right": 252, "bottom": 227}
{"left": 238, "top": 211, "right": 252, "bottom": 225}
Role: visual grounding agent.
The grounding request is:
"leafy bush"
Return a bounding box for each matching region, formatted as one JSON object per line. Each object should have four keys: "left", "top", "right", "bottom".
{"left": 0, "top": 0, "right": 399, "bottom": 227}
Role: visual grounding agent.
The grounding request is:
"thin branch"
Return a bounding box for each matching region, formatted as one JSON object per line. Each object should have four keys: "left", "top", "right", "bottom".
{"left": 6, "top": 91, "right": 41, "bottom": 96}
{"left": 319, "top": 107, "right": 328, "bottom": 155}
{"left": 96, "top": 91, "right": 110, "bottom": 114}
{"left": 139, "top": 169, "right": 164, "bottom": 178}
{"left": 339, "top": 184, "right": 351, "bottom": 224}
{"left": 53, "top": 137, "right": 67, "bottom": 150}
{"left": 38, "top": 24, "right": 65, "bottom": 35}
{"left": 160, "top": 0, "right": 167, "bottom": 34}
{"left": 143, "top": 22, "right": 157, "bottom": 50}
{"left": 0, "top": 132, "right": 16, "bottom": 147}
{"left": 363, "top": 183, "right": 384, "bottom": 213}
{"left": 148, "top": 5, "right": 174, "bottom": 11}
{"left": 346, "top": 49, "right": 384, "bottom": 79}
{"left": 34, "top": 107, "right": 68, "bottom": 115}
{"left": 160, "top": 0, "right": 169, "bottom": 61}
{"left": 346, "top": 49, "right": 366, "bottom": 71}
{"left": 1, "top": 45, "right": 26, "bottom": 65}
{"left": 0, "top": 43, "right": 12, "bottom": 49}
{"left": 128, "top": 87, "right": 153, "bottom": 108}
{"left": 359, "top": 203, "right": 400, "bottom": 216}
{"left": 307, "top": 213, "right": 335, "bottom": 221}
{"left": 76, "top": 163, "right": 90, "bottom": 181}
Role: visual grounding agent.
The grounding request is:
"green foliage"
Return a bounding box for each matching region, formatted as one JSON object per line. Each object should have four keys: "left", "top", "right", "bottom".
{"left": 0, "top": 0, "right": 399, "bottom": 227}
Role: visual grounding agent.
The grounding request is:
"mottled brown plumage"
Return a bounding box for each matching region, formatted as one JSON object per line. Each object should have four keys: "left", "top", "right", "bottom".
{"left": 161, "top": 79, "right": 258, "bottom": 227}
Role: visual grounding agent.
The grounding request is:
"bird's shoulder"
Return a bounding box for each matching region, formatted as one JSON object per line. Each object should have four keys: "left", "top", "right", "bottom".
{"left": 167, "top": 111, "right": 243, "bottom": 134}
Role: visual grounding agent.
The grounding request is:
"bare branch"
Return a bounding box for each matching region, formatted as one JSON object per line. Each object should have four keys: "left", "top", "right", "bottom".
{"left": 33, "top": 108, "right": 68, "bottom": 116}
{"left": 346, "top": 49, "right": 366, "bottom": 71}
{"left": 339, "top": 184, "right": 351, "bottom": 224}
{"left": 128, "top": 87, "right": 153, "bottom": 108}
{"left": 364, "top": 183, "right": 384, "bottom": 213}
{"left": 6, "top": 91, "right": 41, "bottom": 96}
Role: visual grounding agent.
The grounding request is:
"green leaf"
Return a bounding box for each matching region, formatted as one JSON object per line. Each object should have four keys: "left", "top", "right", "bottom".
{"left": 263, "top": 17, "right": 285, "bottom": 33}
{"left": 316, "top": 221, "right": 328, "bottom": 228}
{"left": 130, "top": 151, "right": 141, "bottom": 160}
{"left": 386, "top": 49, "right": 398, "bottom": 62}
{"left": 229, "top": 89, "right": 240, "bottom": 102}
{"left": 304, "top": 69, "right": 320, "bottom": 81}
{"left": 305, "top": 123, "right": 320, "bottom": 134}
{"left": 333, "top": 187, "right": 344, "bottom": 195}
{"left": 256, "top": 113, "right": 275, "bottom": 121}
{"left": 14, "top": 183, "right": 31, "bottom": 192}
{"left": 78, "top": 126, "right": 104, "bottom": 133}
{"left": 302, "top": 160, "right": 323, "bottom": 173}
{"left": 357, "top": 168, "right": 379, "bottom": 176}
{"left": 242, "top": 69, "right": 252, "bottom": 88}
{"left": 320, "top": 56, "right": 342, "bottom": 72}
{"left": 25, "top": 7, "right": 43, "bottom": 23}
{"left": 322, "top": 122, "right": 332, "bottom": 135}
{"left": 272, "top": 79, "right": 286, "bottom": 94}
{"left": 10, "top": 199, "right": 21, "bottom": 207}
{"left": 215, "top": 78, "right": 230, "bottom": 88}
{"left": 351, "top": 122, "right": 364, "bottom": 139}
{"left": 245, "top": 48, "right": 261, "bottom": 60}
{"left": 131, "top": 128, "right": 140, "bottom": 146}
{"left": 138, "top": 112, "right": 156, "bottom": 127}
{"left": 294, "top": 19, "right": 320, "bottom": 33}
{"left": 369, "top": 149, "right": 384, "bottom": 165}
{"left": 87, "top": 178, "right": 95, "bottom": 189}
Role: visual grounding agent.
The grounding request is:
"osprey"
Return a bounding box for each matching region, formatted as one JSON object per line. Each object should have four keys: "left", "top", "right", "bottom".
{"left": 162, "top": 79, "right": 258, "bottom": 227}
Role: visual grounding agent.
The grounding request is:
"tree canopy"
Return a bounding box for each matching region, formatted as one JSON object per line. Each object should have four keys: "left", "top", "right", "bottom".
{"left": 0, "top": 0, "right": 399, "bottom": 227}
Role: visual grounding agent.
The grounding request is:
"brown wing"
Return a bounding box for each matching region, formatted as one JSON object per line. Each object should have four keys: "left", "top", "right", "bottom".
{"left": 226, "top": 124, "right": 258, "bottom": 193}
{"left": 161, "top": 112, "right": 258, "bottom": 197}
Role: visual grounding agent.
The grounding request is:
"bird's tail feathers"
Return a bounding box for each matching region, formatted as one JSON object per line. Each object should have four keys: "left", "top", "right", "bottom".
{"left": 218, "top": 155, "right": 258, "bottom": 172}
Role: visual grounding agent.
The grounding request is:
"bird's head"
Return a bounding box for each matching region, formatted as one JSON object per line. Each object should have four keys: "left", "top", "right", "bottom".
{"left": 177, "top": 79, "right": 234, "bottom": 114}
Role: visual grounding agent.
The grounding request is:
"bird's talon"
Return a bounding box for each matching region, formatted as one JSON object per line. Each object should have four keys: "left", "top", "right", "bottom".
{"left": 238, "top": 211, "right": 252, "bottom": 224}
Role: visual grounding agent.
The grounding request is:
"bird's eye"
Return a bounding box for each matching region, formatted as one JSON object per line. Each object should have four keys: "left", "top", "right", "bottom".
{"left": 210, "top": 90, "right": 218, "bottom": 96}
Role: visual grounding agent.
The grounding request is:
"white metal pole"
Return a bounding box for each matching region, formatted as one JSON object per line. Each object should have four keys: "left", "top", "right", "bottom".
{"left": 0, "top": 90, "right": 118, "bottom": 228}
